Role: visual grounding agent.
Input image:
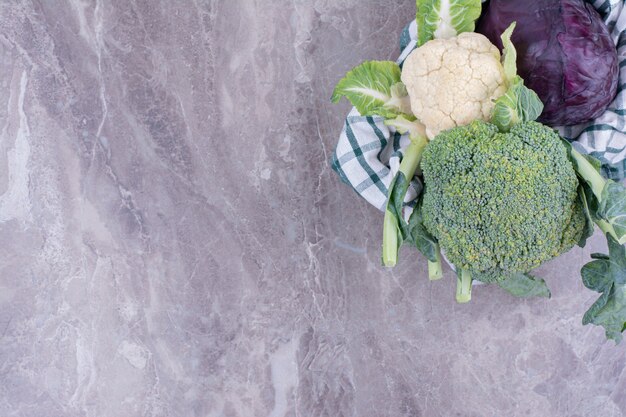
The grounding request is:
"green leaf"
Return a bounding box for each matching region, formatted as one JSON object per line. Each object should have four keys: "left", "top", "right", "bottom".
{"left": 581, "top": 259, "right": 612, "bottom": 292}
{"left": 584, "top": 285, "right": 626, "bottom": 342}
{"left": 497, "top": 272, "right": 551, "bottom": 298}
{"left": 500, "top": 22, "right": 517, "bottom": 83}
{"left": 390, "top": 172, "right": 411, "bottom": 230}
{"left": 416, "top": 0, "right": 482, "bottom": 47}
{"left": 514, "top": 84, "right": 543, "bottom": 122}
{"left": 577, "top": 183, "right": 596, "bottom": 248}
{"left": 597, "top": 181, "right": 626, "bottom": 242}
{"left": 491, "top": 87, "right": 519, "bottom": 131}
{"left": 563, "top": 144, "right": 626, "bottom": 244}
{"left": 390, "top": 141, "right": 427, "bottom": 234}
{"left": 331, "top": 61, "right": 413, "bottom": 118}
{"left": 581, "top": 181, "right": 601, "bottom": 222}
{"left": 606, "top": 232, "right": 626, "bottom": 286}
{"left": 563, "top": 143, "right": 607, "bottom": 201}
{"left": 491, "top": 76, "right": 543, "bottom": 132}
{"left": 583, "top": 287, "right": 612, "bottom": 325}
{"left": 581, "top": 234, "right": 626, "bottom": 342}
{"left": 382, "top": 172, "right": 411, "bottom": 267}
{"left": 406, "top": 200, "right": 439, "bottom": 262}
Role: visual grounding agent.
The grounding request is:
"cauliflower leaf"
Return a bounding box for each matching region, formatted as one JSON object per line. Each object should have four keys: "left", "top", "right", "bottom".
{"left": 492, "top": 76, "right": 543, "bottom": 132}
{"left": 384, "top": 115, "right": 426, "bottom": 139}
{"left": 416, "top": 0, "right": 482, "bottom": 46}
{"left": 331, "top": 61, "right": 413, "bottom": 119}
{"left": 491, "top": 23, "right": 543, "bottom": 132}
{"left": 500, "top": 21, "right": 517, "bottom": 83}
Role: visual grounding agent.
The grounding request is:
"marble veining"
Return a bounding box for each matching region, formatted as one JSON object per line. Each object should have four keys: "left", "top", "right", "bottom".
{"left": 0, "top": 1, "right": 624, "bottom": 416}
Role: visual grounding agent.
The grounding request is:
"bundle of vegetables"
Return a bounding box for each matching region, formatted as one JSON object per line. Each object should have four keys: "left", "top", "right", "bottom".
{"left": 332, "top": 0, "right": 626, "bottom": 342}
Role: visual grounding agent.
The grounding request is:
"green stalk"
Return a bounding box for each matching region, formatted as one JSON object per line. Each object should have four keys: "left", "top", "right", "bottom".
{"left": 382, "top": 209, "right": 399, "bottom": 267}
{"left": 596, "top": 219, "right": 615, "bottom": 238}
{"left": 382, "top": 136, "right": 428, "bottom": 267}
{"left": 456, "top": 269, "right": 472, "bottom": 303}
{"left": 399, "top": 136, "right": 427, "bottom": 184}
{"left": 428, "top": 245, "right": 443, "bottom": 280}
{"left": 569, "top": 148, "right": 606, "bottom": 199}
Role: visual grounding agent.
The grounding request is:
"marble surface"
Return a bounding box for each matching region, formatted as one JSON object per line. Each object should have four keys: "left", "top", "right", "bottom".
{"left": 0, "top": 1, "right": 624, "bottom": 416}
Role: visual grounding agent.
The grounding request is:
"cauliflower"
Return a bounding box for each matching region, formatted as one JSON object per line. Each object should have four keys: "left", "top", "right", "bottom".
{"left": 401, "top": 32, "right": 508, "bottom": 139}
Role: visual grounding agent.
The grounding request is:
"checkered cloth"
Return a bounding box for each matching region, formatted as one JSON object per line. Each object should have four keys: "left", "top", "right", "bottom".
{"left": 332, "top": 0, "right": 626, "bottom": 215}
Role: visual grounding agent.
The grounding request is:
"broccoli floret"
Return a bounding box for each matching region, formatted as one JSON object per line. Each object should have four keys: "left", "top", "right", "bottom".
{"left": 421, "top": 120, "right": 585, "bottom": 283}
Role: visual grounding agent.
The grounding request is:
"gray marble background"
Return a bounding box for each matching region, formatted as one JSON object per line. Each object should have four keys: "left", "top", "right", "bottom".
{"left": 0, "top": 1, "right": 624, "bottom": 416}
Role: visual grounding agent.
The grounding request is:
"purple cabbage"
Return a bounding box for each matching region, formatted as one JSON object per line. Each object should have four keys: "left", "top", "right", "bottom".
{"left": 477, "top": 0, "right": 618, "bottom": 126}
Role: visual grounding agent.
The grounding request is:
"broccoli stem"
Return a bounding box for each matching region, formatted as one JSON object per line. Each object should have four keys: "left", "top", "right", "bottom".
{"left": 382, "top": 136, "right": 428, "bottom": 267}
{"left": 428, "top": 245, "right": 443, "bottom": 280}
{"left": 596, "top": 219, "right": 615, "bottom": 238}
{"left": 382, "top": 209, "right": 399, "bottom": 267}
{"left": 399, "top": 136, "right": 428, "bottom": 184}
{"left": 569, "top": 148, "right": 606, "bottom": 200}
{"left": 456, "top": 269, "right": 472, "bottom": 303}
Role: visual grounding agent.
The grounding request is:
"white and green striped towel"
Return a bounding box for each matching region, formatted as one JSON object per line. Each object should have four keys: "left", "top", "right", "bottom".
{"left": 332, "top": 0, "right": 626, "bottom": 214}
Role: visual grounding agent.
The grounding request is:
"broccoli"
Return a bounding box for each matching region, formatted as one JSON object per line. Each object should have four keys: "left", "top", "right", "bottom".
{"left": 421, "top": 120, "right": 585, "bottom": 291}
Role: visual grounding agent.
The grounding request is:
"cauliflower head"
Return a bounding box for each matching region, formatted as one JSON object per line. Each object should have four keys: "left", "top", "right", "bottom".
{"left": 401, "top": 32, "right": 508, "bottom": 139}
